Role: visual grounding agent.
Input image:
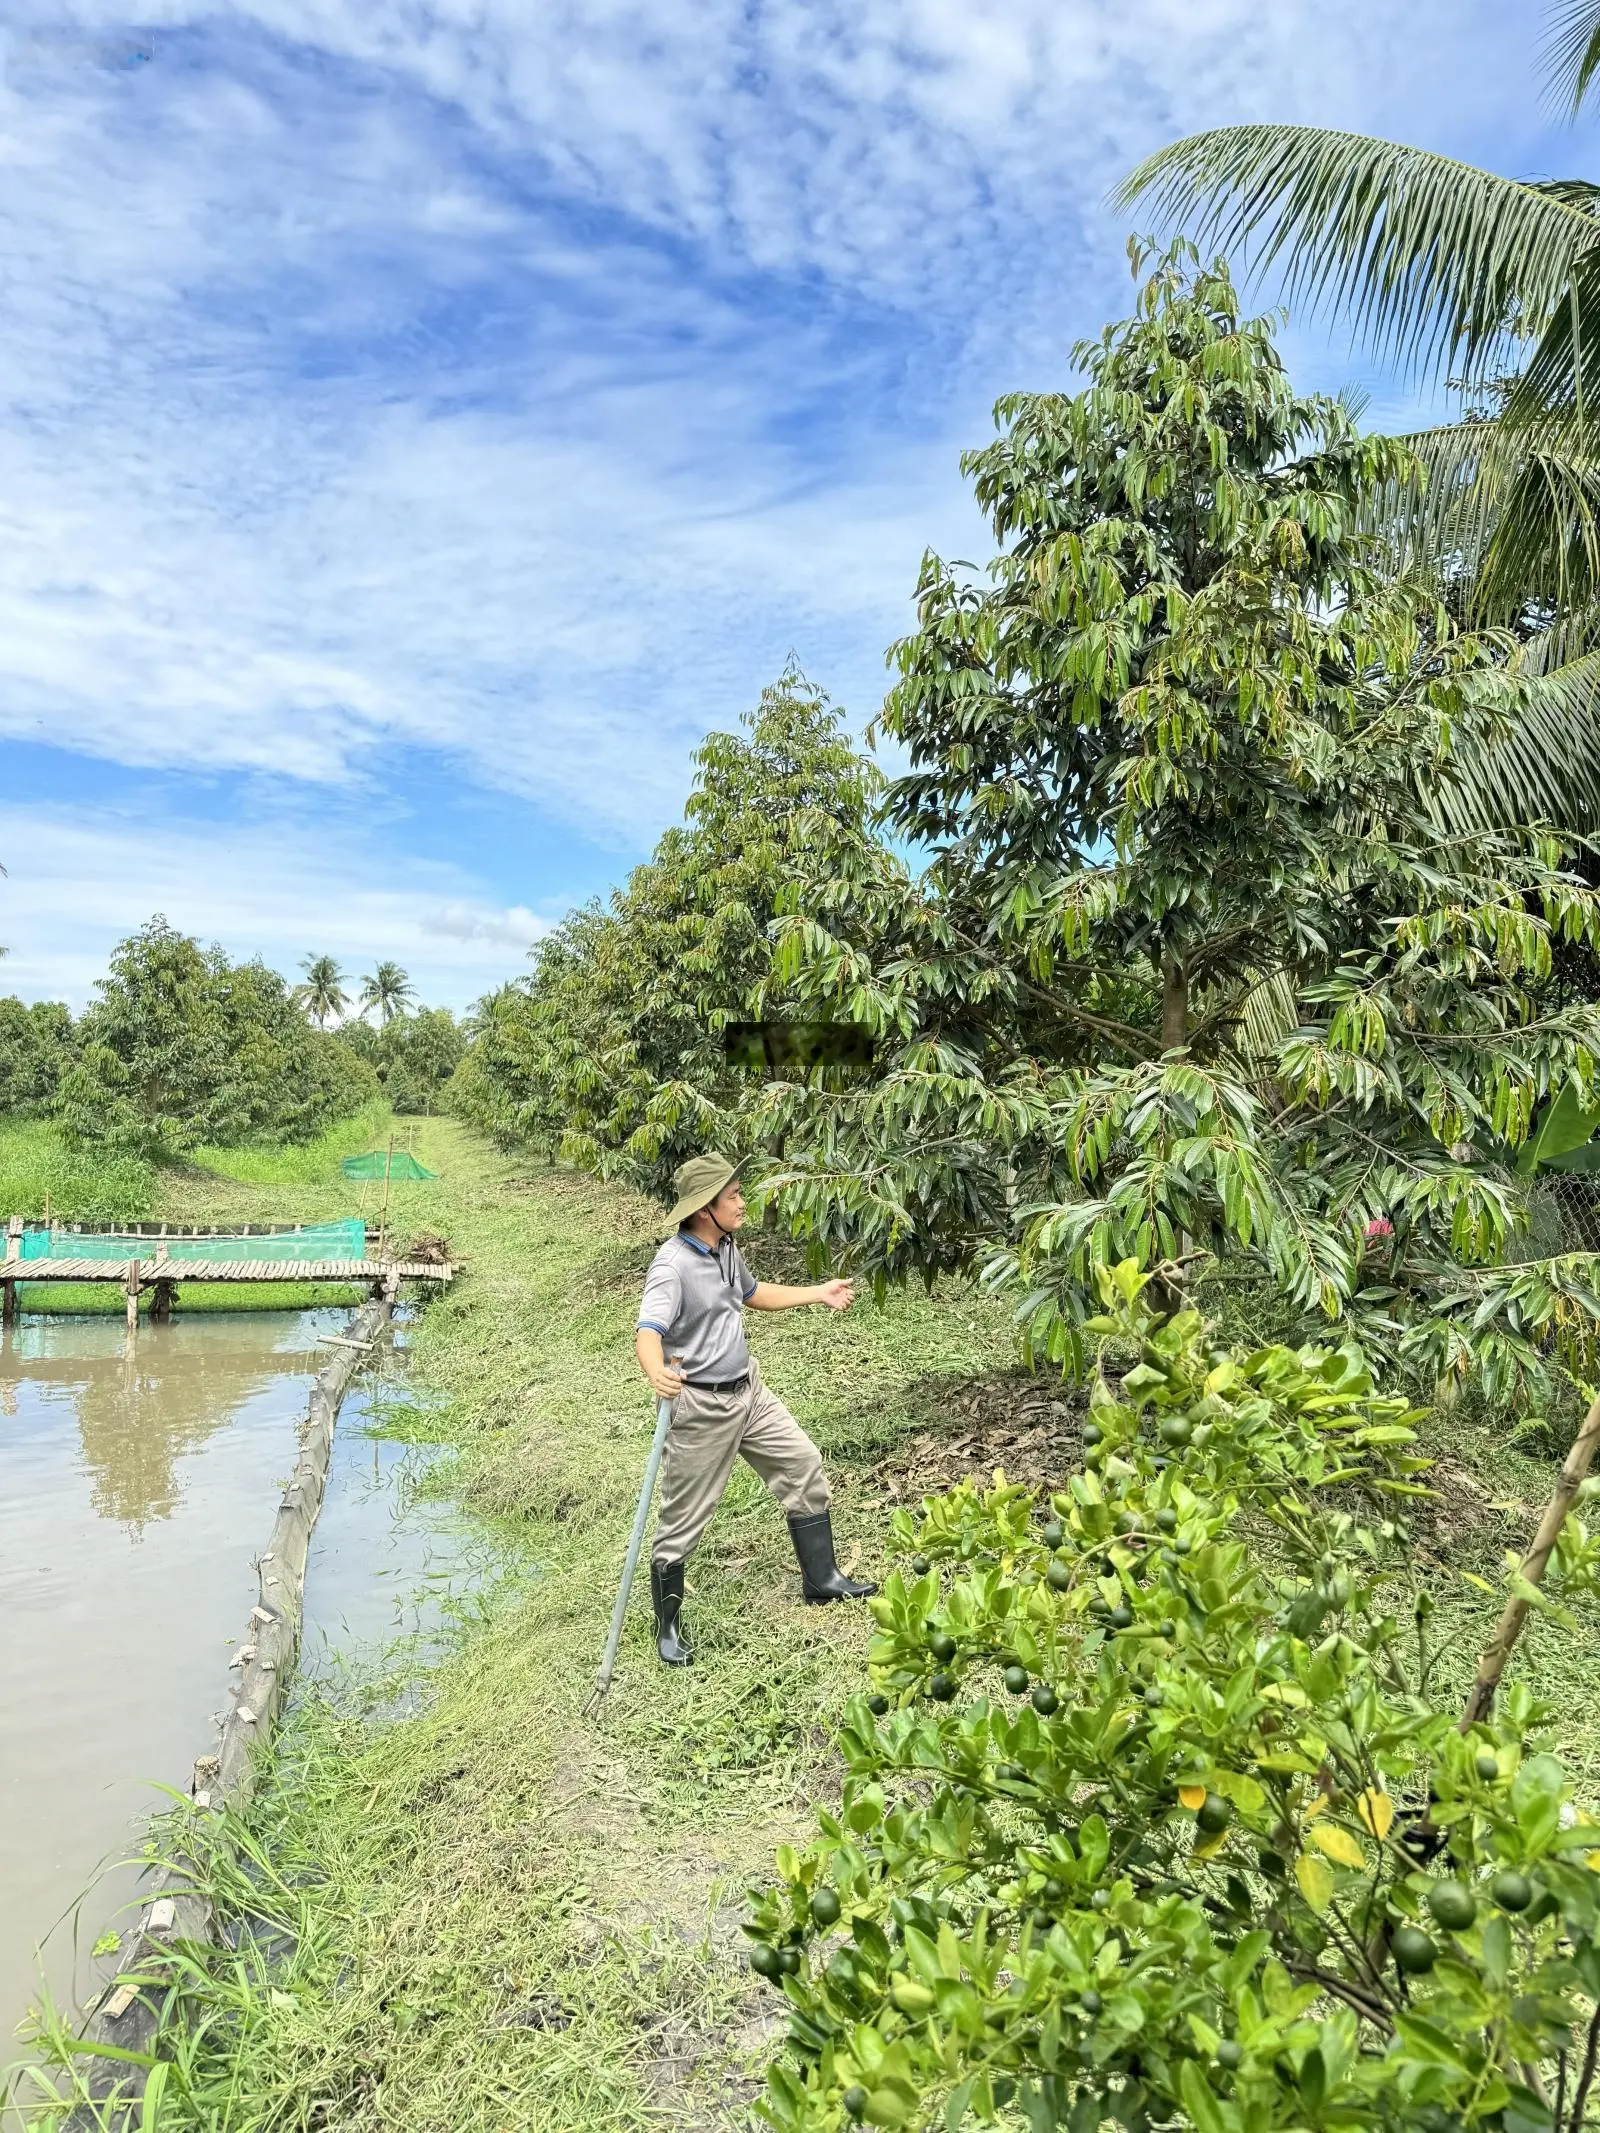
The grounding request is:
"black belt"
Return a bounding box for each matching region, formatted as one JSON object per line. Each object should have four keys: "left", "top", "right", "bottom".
{"left": 686, "top": 1373, "right": 750, "bottom": 1395}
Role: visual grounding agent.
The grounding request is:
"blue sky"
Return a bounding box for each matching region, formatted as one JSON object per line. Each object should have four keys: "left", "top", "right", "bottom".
{"left": 0, "top": 0, "right": 1592, "bottom": 1011}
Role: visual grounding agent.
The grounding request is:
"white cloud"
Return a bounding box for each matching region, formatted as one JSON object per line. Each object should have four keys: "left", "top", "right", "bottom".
{"left": 0, "top": 803, "right": 553, "bottom": 1011}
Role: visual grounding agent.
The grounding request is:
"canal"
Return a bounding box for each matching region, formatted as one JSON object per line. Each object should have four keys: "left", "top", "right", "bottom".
{"left": 0, "top": 1306, "right": 465, "bottom": 2051}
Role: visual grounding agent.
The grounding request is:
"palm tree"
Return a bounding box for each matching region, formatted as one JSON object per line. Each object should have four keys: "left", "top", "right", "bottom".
{"left": 296, "top": 954, "right": 349, "bottom": 1029}
{"left": 359, "top": 961, "right": 416, "bottom": 1026}
{"left": 1119, "top": 0, "right": 1600, "bottom": 833}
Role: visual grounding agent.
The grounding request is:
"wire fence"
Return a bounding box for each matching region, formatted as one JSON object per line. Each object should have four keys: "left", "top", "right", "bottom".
{"left": 1534, "top": 1173, "right": 1600, "bottom": 1257}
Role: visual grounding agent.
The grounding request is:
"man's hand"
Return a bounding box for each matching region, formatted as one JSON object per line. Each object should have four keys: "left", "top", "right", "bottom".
{"left": 816, "top": 1278, "right": 854, "bottom": 1313}
{"left": 636, "top": 1328, "right": 687, "bottom": 1399}
{"left": 644, "top": 1352, "right": 687, "bottom": 1399}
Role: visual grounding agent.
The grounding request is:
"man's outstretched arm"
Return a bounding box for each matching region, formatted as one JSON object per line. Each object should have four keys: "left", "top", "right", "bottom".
{"left": 747, "top": 1279, "right": 853, "bottom": 1313}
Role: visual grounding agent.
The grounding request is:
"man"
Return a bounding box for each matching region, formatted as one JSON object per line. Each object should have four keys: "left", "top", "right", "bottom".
{"left": 634, "top": 1153, "right": 876, "bottom": 1667}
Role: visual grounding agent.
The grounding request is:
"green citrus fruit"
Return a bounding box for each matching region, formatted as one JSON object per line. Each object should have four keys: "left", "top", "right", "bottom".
{"left": 1109, "top": 1604, "right": 1134, "bottom": 1629}
{"left": 1041, "top": 1877, "right": 1065, "bottom": 1903}
{"left": 749, "top": 1944, "right": 781, "bottom": 1979}
{"left": 842, "top": 2088, "right": 868, "bottom": 2121}
{"left": 1042, "top": 1519, "right": 1064, "bottom": 1548}
{"left": 996, "top": 1762, "right": 1026, "bottom": 1783}
{"left": 1159, "top": 1416, "right": 1193, "bottom": 1446}
{"left": 1392, "top": 1925, "right": 1437, "bottom": 1975}
{"left": 1003, "top": 1664, "right": 1030, "bottom": 1695}
{"left": 929, "top": 1630, "right": 957, "bottom": 1662}
{"left": 811, "top": 1888, "right": 841, "bottom": 1927}
{"left": 1047, "top": 1560, "right": 1073, "bottom": 1591}
{"left": 1082, "top": 1423, "right": 1103, "bottom": 1448}
{"left": 1490, "top": 1871, "right": 1533, "bottom": 1913}
{"left": 889, "top": 1976, "right": 935, "bottom": 2015}
{"left": 1090, "top": 1888, "right": 1111, "bottom": 1911}
{"left": 1156, "top": 1509, "right": 1177, "bottom": 1533}
{"left": 1196, "top": 1793, "right": 1232, "bottom": 1836}
{"left": 1216, "top": 2040, "right": 1242, "bottom": 2069}
{"left": 1143, "top": 1685, "right": 1164, "bottom": 1708}
{"left": 1030, "top": 1683, "right": 1059, "bottom": 1717}
{"left": 778, "top": 1946, "right": 801, "bottom": 1974}
{"left": 1174, "top": 1537, "right": 1192, "bottom": 1556}
{"left": 1474, "top": 1751, "right": 1500, "bottom": 1781}
{"left": 1078, "top": 1988, "right": 1102, "bottom": 2016}
{"left": 1427, "top": 1880, "right": 1476, "bottom": 1933}
{"left": 910, "top": 1555, "right": 931, "bottom": 1576}
{"left": 866, "top": 1693, "right": 889, "bottom": 1716}
{"left": 928, "top": 1670, "right": 957, "bottom": 1702}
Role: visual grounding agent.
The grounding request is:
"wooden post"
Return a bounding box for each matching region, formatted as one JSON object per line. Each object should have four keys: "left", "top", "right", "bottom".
{"left": 4, "top": 1214, "right": 20, "bottom": 1264}
{"left": 376, "top": 1134, "right": 395, "bottom": 1266}
{"left": 150, "top": 1279, "right": 176, "bottom": 1324}
{"left": 125, "top": 1258, "right": 140, "bottom": 1334}
{"left": 1, "top": 1280, "right": 15, "bottom": 1330}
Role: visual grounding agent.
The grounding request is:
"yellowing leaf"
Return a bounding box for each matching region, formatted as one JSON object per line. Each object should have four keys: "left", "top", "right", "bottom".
{"left": 1192, "top": 1831, "right": 1227, "bottom": 1862}
{"left": 1308, "top": 1823, "right": 1368, "bottom": 1871}
{"left": 1356, "top": 1789, "right": 1395, "bottom": 1840}
{"left": 1303, "top": 1794, "right": 1330, "bottom": 1821}
{"left": 1178, "top": 1785, "right": 1207, "bottom": 1812}
{"left": 1586, "top": 1850, "right": 1600, "bottom": 1873}
{"left": 1295, "top": 1852, "right": 1335, "bottom": 1914}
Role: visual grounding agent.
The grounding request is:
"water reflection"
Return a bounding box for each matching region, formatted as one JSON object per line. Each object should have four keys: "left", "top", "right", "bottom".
{"left": 0, "top": 1311, "right": 334, "bottom": 2044}
{"left": 0, "top": 1320, "right": 320, "bottom": 1529}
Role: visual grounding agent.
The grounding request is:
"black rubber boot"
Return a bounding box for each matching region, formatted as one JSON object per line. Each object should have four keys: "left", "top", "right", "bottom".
{"left": 651, "top": 1558, "right": 693, "bottom": 1666}
{"left": 788, "top": 1510, "right": 877, "bottom": 1604}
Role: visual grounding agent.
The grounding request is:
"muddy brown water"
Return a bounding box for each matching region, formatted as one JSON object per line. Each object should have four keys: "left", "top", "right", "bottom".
{"left": 0, "top": 1307, "right": 463, "bottom": 2051}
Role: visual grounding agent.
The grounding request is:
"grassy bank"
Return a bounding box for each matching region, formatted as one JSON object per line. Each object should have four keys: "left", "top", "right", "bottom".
{"left": 11, "top": 1117, "right": 1600, "bottom": 2129}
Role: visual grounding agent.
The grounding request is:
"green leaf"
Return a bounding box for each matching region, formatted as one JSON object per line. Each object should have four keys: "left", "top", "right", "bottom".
{"left": 1178, "top": 2057, "right": 1229, "bottom": 2133}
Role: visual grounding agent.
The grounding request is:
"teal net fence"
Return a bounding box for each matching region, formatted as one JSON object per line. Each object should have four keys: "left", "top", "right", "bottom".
{"left": 18, "top": 1220, "right": 369, "bottom": 1263}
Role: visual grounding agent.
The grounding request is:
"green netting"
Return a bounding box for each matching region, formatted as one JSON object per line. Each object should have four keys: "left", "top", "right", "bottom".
{"left": 18, "top": 1219, "right": 368, "bottom": 1263}
{"left": 340, "top": 1151, "right": 436, "bottom": 1180}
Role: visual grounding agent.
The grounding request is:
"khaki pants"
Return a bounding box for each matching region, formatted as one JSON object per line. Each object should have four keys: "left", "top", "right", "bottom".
{"left": 651, "top": 1360, "right": 829, "bottom": 1567}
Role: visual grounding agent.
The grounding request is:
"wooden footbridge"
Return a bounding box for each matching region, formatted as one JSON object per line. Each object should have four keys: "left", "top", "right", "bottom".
{"left": 1, "top": 1218, "right": 460, "bottom": 1329}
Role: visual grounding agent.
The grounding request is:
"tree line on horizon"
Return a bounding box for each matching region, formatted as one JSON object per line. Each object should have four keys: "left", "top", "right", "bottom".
{"left": 0, "top": 924, "right": 464, "bottom": 1155}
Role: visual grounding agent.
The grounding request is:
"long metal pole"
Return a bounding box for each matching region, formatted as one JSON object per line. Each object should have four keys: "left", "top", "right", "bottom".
{"left": 588, "top": 1394, "right": 674, "bottom": 1711}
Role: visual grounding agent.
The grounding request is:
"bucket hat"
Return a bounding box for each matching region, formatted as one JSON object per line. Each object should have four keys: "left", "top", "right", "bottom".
{"left": 664, "top": 1153, "right": 741, "bottom": 1233}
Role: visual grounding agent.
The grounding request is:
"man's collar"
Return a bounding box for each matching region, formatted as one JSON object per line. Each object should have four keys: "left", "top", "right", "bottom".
{"left": 678, "top": 1229, "right": 718, "bottom": 1257}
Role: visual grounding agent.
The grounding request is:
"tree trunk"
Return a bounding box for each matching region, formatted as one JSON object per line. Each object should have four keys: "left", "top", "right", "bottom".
{"left": 1161, "top": 956, "right": 1188, "bottom": 1054}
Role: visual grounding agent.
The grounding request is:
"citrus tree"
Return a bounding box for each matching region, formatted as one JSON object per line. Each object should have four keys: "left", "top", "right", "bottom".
{"left": 745, "top": 1263, "right": 1600, "bottom": 2133}
{"left": 760, "top": 248, "right": 1600, "bottom": 1401}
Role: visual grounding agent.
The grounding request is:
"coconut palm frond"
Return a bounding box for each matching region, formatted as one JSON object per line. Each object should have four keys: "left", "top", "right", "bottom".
{"left": 1436, "top": 647, "right": 1600, "bottom": 834}
{"left": 1117, "top": 127, "right": 1595, "bottom": 382}
{"left": 1372, "top": 418, "right": 1525, "bottom": 583}
{"left": 1478, "top": 435, "right": 1600, "bottom": 615}
{"left": 1503, "top": 238, "right": 1600, "bottom": 440}
{"left": 1362, "top": 415, "right": 1600, "bottom": 622}
{"left": 1231, "top": 969, "right": 1299, "bottom": 1059}
{"left": 1544, "top": 0, "right": 1600, "bottom": 114}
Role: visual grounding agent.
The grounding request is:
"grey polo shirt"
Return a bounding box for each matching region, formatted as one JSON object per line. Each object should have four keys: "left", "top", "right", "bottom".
{"left": 637, "top": 1230, "right": 758, "bottom": 1384}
